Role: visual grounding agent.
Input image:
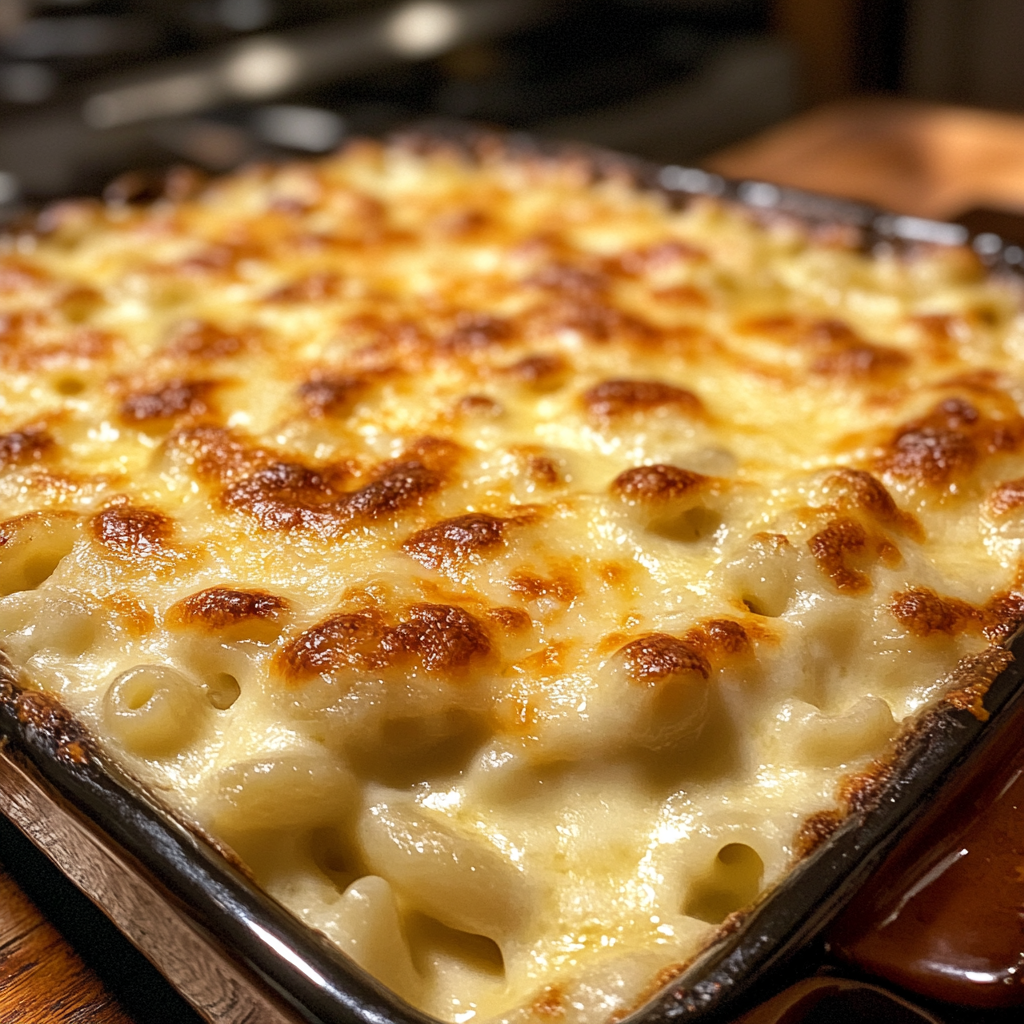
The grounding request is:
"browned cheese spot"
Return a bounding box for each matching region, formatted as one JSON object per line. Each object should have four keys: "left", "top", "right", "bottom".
{"left": 403, "top": 513, "right": 509, "bottom": 573}
{"left": 297, "top": 373, "right": 367, "bottom": 419}
{"left": 486, "top": 606, "right": 532, "bottom": 631}
{"left": 877, "top": 397, "right": 1024, "bottom": 489}
{"left": 612, "top": 463, "right": 709, "bottom": 502}
{"left": 808, "top": 517, "right": 872, "bottom": 593}
{"left": 528, "top": 263, "right": 607, "bottom": 296}
{"left": 891, "top": 586, "right": 981, "bottom": 638}
{"left": 822, "top": 468, "right": 923, "bottom": 540}
{"left": 616, "top": 239, "right": 707, "bottom": 275}
{"left": 441, "top": 311, "right": 513, "bottom": 354}
{"left": 684, "top": 619, "right": 752, "bottom": 661}
{"left": 526, "top": 261, "right": 658, "bottom": 343}
{"left": 277, "top": 603, "right": 490, "bottom": 683}
{"left": 618, "top": 633, "right": 710, "bottom": 686}
{"left": 167, "top": 425, "right": 265, "bottom": 485}
{"left": 59, "top": 285, "right": 103, "bottom": 323}
{"left": 527, "top": 454, "right": 561, "bottom": 486}
{"left": 91, "top": 504, "right": 174, "bottom": 560}
{"left": 277, "top": 609, "right": 384, "bottom": 680}
{"left": 104, "top": 593, "right": 156, "bottom": 636}
{"left": 0, "top": 308, "right": 112, "bottom": 370}
{"left": 582, "top": 379, "right": 705, "bottom": 422}
{"left": 501, "top": 353, "right": 568, "bottom": 390}
{"left": 507, "top": 569, "right": 580, "bottom": 605}
{"left": 268, "top": 271, "right": 341, "bottom": 303}
{"left": 164, "top": 320, "right": 249, "bottom": 361}
{"left": 120, "top": 379, "right": 218, "bottom": 423}
{"left": 0, "top": 426, "right": 53, "bottom": 468}
{"left": 987, "top": 477, "right": 1024, "bottom": 517}
{"left": 454, "top": 394, "right": 504, "bottom": 417}
{"left": 910, "top": 313, "right": 967, "bottom": 358}
{"left": 801, "top": 318, "right": 909, "bottom": 379}
{"left": 167, "top": 586, "right": 289, "bottom": 631}
{"left": 904, "top": 586, "right": 980, "bottom": 637}
{"left": 792, "top": 809, "right": 845, "bottom": 860}
{"left": 175, "top": 243, "right": 258, "bottom": 278}
{"left": 530, "top": 986, "right": 565, "bottom": 1020}
{"left": 0, "top": 259, "right": 48, "bottom": 292}
{"left": 12, "top": 688, "right": 93, "bottom": 765}
{"left": 222, "top": 455, "right": 442, "bottom": 537}
{"left": 375, "top": 604, "right": 491, "bottom": 673}
{"left": 735, "top": 315, "right": 907, "bottom": 380}
{"left": 983, "top": 591, "right": 1024, "bottom": 642}
{"left": 343, "top": 460, "right": 442, "bottom": 520}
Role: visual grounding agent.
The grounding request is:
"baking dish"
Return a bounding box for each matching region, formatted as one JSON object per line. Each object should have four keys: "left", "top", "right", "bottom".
{"left": 3, "top": 130, "right": 1024, "bottom": 1024}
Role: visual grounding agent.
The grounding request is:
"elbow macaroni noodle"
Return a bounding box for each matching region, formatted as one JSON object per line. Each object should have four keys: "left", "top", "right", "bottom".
{"left": 1, "top": 141, "right": 1023, "bottom": 1021}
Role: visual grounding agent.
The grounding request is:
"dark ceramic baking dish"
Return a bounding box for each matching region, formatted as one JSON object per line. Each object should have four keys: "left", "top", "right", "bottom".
{"left": 3, "top": 132, "right": 1024, "bottom": 1024}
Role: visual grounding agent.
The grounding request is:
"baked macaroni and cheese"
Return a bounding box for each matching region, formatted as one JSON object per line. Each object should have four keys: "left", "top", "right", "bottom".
{"left": 1, "top": 140, "right": 1022, "bottom": 1023}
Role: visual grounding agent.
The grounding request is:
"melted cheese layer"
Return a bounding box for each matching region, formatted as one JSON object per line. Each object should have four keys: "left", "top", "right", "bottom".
{"left": 1, "top": 142, "right": 1023, "bottom": 1022}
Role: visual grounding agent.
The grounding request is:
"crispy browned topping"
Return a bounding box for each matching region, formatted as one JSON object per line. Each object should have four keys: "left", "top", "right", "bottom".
{"left": 403, "top": 513, "right": 509, "bottom": 572}
{"left": 618, "top": 633, "right": 710, "bottom": 685}
{"left": 454, "top": 394, "right": 504, "bottom": 417}
{"left": 802, "top": 318, "right": 908, "bottom": 379}
{"left": 163, "top": 319, "right": 249, "bottom": 361}
{"left": 376, "top": 603, "right": 492, "bottom": 672}
{"left": 612, "top": 463, "right": 709, "bottom": 501}
{"left": 530, "top": 986, "right": 565, "bottom": 1019}
{"left": 507, "top": 570, "right": 580, "bottom": 604}
{"left": 750, "top": 531, "right": 791, "bottom": 553}
{"left": 987, "top": 477, "right": 1024, "bottom": 517}
{"left": 441, "top": 311, "right": 513, "bottom": 353}
{"left": 685, "top": 619, "right": 751, "bottom": 660}
{"left": 91, "top": 504, "right": 174, "bottom": 559}
{"left": 0, "top": 426, "right": 53, "bottom": 468}
{"left": 581, "top": 379, "right": 704, "bottom": 421}
{"left": 104, "top": 592, "right": 155, "bottom": 636}
{"left": 268, "top": 271, "right": 341, "bottom": 302}
{"left": 297, "top": 373, "right": 367, "bottom": 418}
{"left": 891, "top": 586, "right": 979, "bottom": 637}
{"left": 616, "top": 239, "right": 707, "bottom": 274}
{"left": 342, "top": 460, "right": 443, "bottom": 521}
{"left": 526, "top": 454, "right": 561, "bottom": 486}
{"left": 501, "top": 353, "right": 568, "bottom": 389}
{"left": 277, "top": 603, "right": 491, "bottom": 682}
{"left": 486, "top": 606, "right": 532, "bottom": 631}
{"left": 982, "top": 591, "right": 1024, "bottom": 642}
{"left": 822, "top": 468, "right": 923, "bottom": 540}
{"left": 792, "top": 809, "right": 845, "bottom": 860}
{"left": 877, "top": 397, "right": 1024, "bottom": 488}
{"left": 168, "top": 425, "right": 265, "bottom": 484}
{"left": 222, "top": 458, "right": 440, "bottom": 536}
{"left": 167, "top": 587, "right": 289, "bottom": 630}
{"left": 120, "top": 379, "right": 218, "bottom": 423}
{"left": 277, "top": 608, "right": 384, "bottom": 679}
{"left": 528, "top": 263, "right": 606, "bottom": 296}
{"left": 808, "top": 517, "right": 872, "bottom": 593}
{"left": 10, "top": 685, "right": 94, "bottom": 764}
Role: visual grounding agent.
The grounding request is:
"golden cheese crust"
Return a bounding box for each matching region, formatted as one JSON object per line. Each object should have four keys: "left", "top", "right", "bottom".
{"left": 1, "top": 139, "right": 1024, "bottom": 1023}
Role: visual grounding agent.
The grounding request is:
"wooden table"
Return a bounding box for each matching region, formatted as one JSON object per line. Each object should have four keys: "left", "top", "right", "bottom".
{"left": 706, "top": 97, "right": 1024, "bottom": 222}
{"left": 6, "top": 96, "right": 1024, "bottom": 1024}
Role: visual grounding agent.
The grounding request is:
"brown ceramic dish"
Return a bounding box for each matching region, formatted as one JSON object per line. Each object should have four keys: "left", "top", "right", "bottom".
{"left": 3, "top": 131, "right": 1024, "bottom": 1024}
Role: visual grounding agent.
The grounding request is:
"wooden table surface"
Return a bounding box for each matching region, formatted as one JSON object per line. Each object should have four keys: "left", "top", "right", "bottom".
{"left": 706, "top": 97, "right": 1024, "bottom": 222}
{"left": 6, "top": 96, "right": 1024, "bottom": 1024}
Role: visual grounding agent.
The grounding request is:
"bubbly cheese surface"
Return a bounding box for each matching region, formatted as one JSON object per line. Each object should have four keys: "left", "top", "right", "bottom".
{"left": 2, "top": 142, "right": 1024, "bottom": 1022}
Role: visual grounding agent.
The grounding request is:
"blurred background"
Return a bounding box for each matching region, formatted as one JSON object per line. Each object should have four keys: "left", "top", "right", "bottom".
{"left": 0, "top": 0, "right": 1019, "bottom": 215}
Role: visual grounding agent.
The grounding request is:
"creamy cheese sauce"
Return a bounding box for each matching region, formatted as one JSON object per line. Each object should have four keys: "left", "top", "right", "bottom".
{"left": 1, "top": 143, "right": 1023, "bottom": 1022}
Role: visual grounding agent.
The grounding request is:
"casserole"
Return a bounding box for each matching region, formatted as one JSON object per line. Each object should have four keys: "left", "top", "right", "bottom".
{"left": 2, "top": 129, "right": 1024, "bottom": 1022}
